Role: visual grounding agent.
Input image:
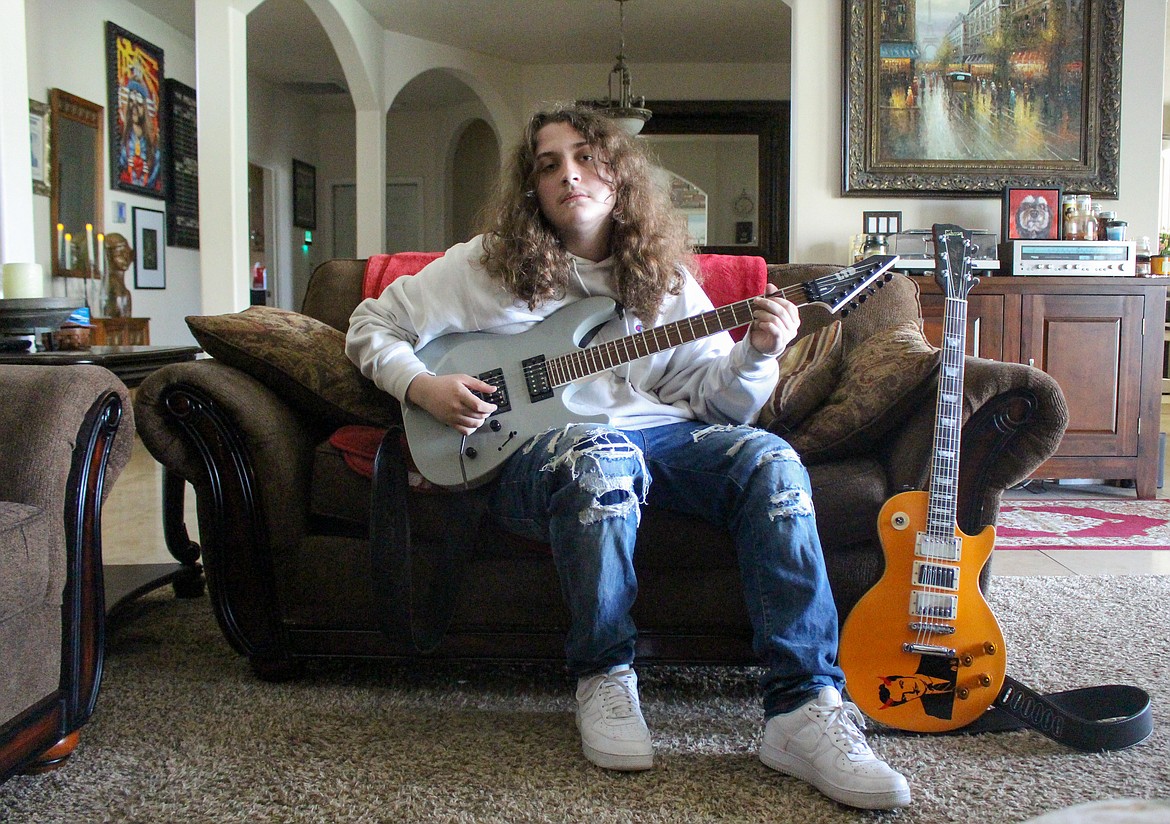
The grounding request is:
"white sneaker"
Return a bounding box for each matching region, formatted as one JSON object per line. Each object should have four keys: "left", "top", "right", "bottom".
{"left": 760, "top": 686, "right": 910, "bottom": 810}
{"left": 575, "top": 666, "right": 653, "bottom": 771}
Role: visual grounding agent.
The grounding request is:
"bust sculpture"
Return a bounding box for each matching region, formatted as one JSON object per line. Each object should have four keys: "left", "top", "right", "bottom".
{"left": 103, "top": 232, "right": 133, "bottom": 319}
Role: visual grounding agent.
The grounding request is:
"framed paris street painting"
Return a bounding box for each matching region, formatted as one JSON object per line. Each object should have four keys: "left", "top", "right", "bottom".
{"left": 842, "top": 0, "right": 1122, "bottom": 197}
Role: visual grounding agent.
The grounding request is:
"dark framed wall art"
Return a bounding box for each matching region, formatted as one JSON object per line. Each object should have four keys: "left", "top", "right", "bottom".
{"left": 106, "top": 22, "right": 166, "bottom": 199}
{"left": 841, "top": 0, "right": 1123, "bottom": 197}
{"left": 292, "top": 159, "right": 317, "bottom": 229}
{"left": 133, "top": 206, "right": 166, "bottom": 289}
{"left": 164, "top": 78, "right": 199, "bottom": 248}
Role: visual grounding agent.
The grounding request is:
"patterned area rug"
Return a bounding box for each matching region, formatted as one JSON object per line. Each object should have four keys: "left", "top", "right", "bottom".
{"left": 997, "top": 499, "right": 1170, "bottom": 550}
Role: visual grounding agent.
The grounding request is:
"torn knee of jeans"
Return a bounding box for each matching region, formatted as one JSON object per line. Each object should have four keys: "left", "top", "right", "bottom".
{"left": 540, "top": 427, "right": 645, "bottom": 480}
{"left": 767, "top": 487, "right": 815, "bottom": 521}
{"left": 691, "top": 424, "right": 770, "bottom": 457}
{"left": 578, "top": 474, "right": 642, "bottom": 526}
{"left": 756, "top": 446, "right": 803, "bottom": 468}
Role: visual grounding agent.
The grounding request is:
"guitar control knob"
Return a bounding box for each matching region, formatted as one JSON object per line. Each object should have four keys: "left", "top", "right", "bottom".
{"left": 984, "top": 642, "right": 998, "bottom": 656}
{"left": 957, "top": 687, "right": 970, "bottom": 700}
{"left": 978, "top": 673, "right": 992, "bottom": 687}
{"left": 489, "top": 419, "right": 502, "bottom": 432}
{"left": 464, "top": 447, "right": 478, "bottom": 459}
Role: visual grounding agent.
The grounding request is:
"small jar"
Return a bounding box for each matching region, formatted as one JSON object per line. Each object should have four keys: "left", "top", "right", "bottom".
{"left": 1136, "top": 236, "right": 1153, "bottom": 275}
{"left": 1097, "top": 211, "right": 1117, "bottom": 241}
{"left": 1104, "top": 219, "right": 1127, "bottom": 241}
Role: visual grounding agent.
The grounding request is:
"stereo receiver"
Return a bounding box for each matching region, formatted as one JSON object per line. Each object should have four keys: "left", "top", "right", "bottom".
{"left": 1002, "top": 240, "right": 1136, "bottom": 276}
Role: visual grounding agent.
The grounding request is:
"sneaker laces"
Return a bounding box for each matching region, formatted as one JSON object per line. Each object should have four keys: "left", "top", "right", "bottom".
{"left": 820, "top": 700, "right": 875, "bottom": 757}
{"left": 598, "top": 672, "right": 639, "bottom": 721}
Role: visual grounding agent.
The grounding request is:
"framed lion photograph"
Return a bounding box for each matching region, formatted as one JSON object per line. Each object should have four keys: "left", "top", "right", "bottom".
{"left": 1002, "top": 186, "right": 1062, "bottom": 241}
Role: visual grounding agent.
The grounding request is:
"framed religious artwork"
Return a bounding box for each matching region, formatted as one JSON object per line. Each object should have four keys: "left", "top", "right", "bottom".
{"left": 106, "top": 22, "right": 166, "bottom": 199}
{"left": 841, "top": 0, "right": 1123, "bottom": 197}
{"left": 1001, "top": 186, "right": 1062, "bottom": 241}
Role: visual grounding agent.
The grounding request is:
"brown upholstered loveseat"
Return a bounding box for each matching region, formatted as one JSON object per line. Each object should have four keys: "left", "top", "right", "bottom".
{"left": 0, "top": 365, "right": 132, "bottom": 781}
{"left": 133, "top": 259, "right": 1067, "bottom": 680}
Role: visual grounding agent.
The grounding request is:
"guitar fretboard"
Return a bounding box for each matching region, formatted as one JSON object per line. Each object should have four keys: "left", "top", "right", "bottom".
{"left": 542, "top": 266, "right": 872, "bottom": 386}
{"left": 925, "top": 295, "right": 968, "bottom": 539}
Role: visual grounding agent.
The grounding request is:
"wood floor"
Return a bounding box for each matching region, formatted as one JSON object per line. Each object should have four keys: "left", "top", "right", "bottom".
{"left": 101, "top": 399, "right": 1170, "bottom": 577}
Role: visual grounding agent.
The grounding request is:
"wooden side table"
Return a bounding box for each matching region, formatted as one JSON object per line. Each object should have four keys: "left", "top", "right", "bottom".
{"left": 91, "top": 317, "right": 150, "bottom": 346}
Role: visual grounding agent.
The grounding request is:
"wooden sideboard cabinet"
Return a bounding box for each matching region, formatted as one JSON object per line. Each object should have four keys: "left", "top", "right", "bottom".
{"left": 914, "top": 275, "right": 1167, "bottom": 499}
{"left": 91, "top": 317, "right": 150, "bottom": 346}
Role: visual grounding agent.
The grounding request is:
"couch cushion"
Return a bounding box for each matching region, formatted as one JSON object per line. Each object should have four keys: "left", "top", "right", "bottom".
{"left": 790, "top": 321, "right": 940, "bottom": 462}
{"left": 186, "top": 306, "right": 399, "bottom": 428}
{"left": 758, "top": 320, "right": 843, "bottom": 434}
{"left": 0, "top": 502, "right": 51, "bottom": 621}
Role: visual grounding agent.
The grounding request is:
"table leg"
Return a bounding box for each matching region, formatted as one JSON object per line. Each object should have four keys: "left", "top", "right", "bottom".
{"left": 163, "top": 467, "right": 201, "bottom": 565}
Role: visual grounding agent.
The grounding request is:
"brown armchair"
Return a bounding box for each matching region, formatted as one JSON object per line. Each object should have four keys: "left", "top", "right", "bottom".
{"left": 133, "top": 260, "right": 1067, "bottom": 680}
{"left": 0, "top": 365, "right": 132, "bottom": 782}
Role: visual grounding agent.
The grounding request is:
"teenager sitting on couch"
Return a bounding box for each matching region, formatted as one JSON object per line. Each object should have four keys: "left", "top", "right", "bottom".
{"left": 346, "top": 103, "right": 910, "bottom": 810}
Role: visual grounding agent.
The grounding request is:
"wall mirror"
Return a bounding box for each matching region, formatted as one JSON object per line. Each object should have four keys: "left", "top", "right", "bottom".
{"left": 639, "top": 100, "right": 789, "bottom": 262}
{"left": 49, "top": 89, "right": 104, "bottom": 277}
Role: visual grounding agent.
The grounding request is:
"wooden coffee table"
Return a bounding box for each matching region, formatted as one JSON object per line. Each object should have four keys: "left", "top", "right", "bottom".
{"left": 0, "top": 344, "right": 204, "bottom": 617}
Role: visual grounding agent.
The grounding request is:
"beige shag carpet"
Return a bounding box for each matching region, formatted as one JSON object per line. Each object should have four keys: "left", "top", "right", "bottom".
{"left": 1, "top": 575, "right": 1167, "bottom": 823}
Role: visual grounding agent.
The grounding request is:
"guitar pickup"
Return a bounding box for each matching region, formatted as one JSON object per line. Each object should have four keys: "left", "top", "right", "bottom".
{"left": 521, "top": 355, "right": 554, "bottom": 402}
{"left": 910, "top": 590, "right": 958, "bottom": 621}
{"left": 913, "top": 561, "right": 959, "bottom": 591}
{"left": 916, "top": 532, "right": 961, "bottom": 561}
{"left": 473, "top": 368, "right": 511, "bottom": 414}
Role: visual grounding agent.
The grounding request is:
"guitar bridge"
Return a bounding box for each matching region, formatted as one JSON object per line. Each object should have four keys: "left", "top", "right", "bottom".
{"left": 903, "top": 642, "right": 956, "bottom": 658}
{"left": 909, "top": 621, "right": 956, "bottom": 635}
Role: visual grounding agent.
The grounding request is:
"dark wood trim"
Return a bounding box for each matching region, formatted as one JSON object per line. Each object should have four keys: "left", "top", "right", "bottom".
{"left": 641, "top": 100, "right": 790, "bottom": 263}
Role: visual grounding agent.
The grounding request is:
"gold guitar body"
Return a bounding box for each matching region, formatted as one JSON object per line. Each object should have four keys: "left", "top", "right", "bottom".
{"left": 839, "top": 490, "right": 1006, "bottom": 733}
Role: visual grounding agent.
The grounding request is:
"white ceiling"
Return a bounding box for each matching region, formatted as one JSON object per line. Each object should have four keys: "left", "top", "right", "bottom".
{"left": 129, "top": 0, "right": 790, "bottom": 102}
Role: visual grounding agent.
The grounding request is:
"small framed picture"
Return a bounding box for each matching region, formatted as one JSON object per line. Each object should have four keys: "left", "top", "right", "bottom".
{"left": 292, "top": 159, "right": 317, "bottom": 229}
{"left": 29, "top": 99, "right": 50, "bottom": 197}
{"left": 133, "top": 207, "right": 166, "bottom": 289}
{"left": 1002, "top": 187, "right": 1062, "bottom": 241}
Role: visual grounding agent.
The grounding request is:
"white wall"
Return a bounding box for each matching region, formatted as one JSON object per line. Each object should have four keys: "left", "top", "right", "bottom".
{"left": 25, "top": 0, "right": 200, "bottom": 345}
{"left": 791, "top": 0, "right": 1168, "bottom": 264}
{"left": 247, "top": 73, "right": 326, "bottom": 310}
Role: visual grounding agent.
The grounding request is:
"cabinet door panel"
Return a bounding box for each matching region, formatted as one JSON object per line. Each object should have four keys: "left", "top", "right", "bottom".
{"left": 918, "top": 294, "right": 1005, "bottom": 360}
{"left": 1021, "top": 294, "right": 1143, "bottom": 457}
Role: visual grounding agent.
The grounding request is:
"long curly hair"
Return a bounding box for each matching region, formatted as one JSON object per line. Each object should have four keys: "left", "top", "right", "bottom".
{"left": 478, "top": 103, "right": 695, "bottom": 323}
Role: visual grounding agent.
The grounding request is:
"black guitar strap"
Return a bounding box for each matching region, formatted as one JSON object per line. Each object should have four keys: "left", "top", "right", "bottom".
{"left": 961, "top": 675, "right": 1153, "bottom": 752}
{"left": 369, "top": 428, "right": 484, "bottom": 654}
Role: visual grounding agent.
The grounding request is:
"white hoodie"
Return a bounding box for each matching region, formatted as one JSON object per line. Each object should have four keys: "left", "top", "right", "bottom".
{"left": 345, "top": 235, "right": 778, "bottom": 430}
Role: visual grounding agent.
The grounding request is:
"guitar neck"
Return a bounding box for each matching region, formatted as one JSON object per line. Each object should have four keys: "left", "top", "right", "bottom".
{"left": 547, "top": 281, "right": 811, "bottom": 386}
{"left": 926, "top": 294, "right": 967, "bottom": 538}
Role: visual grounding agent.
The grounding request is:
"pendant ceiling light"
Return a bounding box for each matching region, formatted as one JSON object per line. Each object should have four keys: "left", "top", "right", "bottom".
{"left": 597, "top": 0, "right": 651, "bottom": 135}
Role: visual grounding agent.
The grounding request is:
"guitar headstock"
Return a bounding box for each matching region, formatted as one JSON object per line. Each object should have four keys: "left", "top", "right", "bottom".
{"left": 805, "top": 254, "right": 899, "bottom": 316}
{"left": 932, "top": 223, "right": 978, "bottom": 300}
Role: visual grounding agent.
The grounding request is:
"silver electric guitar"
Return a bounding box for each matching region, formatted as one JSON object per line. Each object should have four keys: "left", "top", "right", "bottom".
{"left": 402, "top": 255, "right": 898, "bottom": 489}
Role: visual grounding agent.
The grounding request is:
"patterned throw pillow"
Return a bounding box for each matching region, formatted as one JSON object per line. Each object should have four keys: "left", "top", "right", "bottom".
{"left": 789, "top": 321, "right": 940, "bottom": 461}
{"left": 758, "top": 320, "right": 843, "bottom": 434}
{"left": 186, "top": 306, "right": 399, "bottom": 428}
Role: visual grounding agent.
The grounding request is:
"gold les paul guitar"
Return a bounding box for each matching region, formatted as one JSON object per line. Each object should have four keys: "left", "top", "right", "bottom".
{"left": 838, "top": 224, "right": 1006, "bottom": 733}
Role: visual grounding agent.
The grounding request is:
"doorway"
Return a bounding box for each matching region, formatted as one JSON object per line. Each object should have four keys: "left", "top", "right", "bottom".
{"left": 247, "top": 163, "right": 278, "bottom": 306}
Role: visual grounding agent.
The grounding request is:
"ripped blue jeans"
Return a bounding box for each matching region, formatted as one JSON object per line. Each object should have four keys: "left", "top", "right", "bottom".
{"left": 487, "top": 420, "right": 844, "bottom": 716}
